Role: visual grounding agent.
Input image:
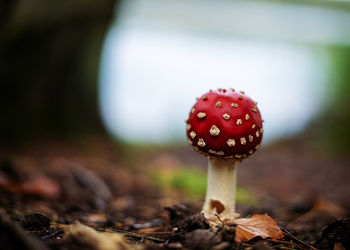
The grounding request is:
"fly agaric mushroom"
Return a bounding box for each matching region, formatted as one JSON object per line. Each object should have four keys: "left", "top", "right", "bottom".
{"left": 186, "top": 88, "right": 263, "bottom": 224}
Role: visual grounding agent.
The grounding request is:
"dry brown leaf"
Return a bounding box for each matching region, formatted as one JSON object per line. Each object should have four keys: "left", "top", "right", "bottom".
{"left": 334, "top": 242, "right": 346, "bottom": 250}
{"left": 0, "top": 174, "right": 60, "bottom": 198}
{"left": 21, "top": 175, "right": 60, "bottom": 198}
{"left": 234, "top": 214, "right": 284, "bottom": 243}
{"left": 64, "top": 222, "right": 136, "bottom": 250}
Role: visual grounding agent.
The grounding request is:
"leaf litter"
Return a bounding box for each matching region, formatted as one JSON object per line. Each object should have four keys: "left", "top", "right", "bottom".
{"left": 234, "top": 214, "right": 284, "bottom": 243}
{"left": 1, "top": 142, "right": 350, "bottom": 250}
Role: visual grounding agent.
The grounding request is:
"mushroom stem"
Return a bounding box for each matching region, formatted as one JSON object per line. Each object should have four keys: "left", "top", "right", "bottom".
{"left": 202, "top": 158, "right": 240, "bottom": 223}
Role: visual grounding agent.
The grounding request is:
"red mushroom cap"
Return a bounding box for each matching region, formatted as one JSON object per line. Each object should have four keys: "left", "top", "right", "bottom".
{"left": 186, "top": 88, "right": 263, "bottom": 159}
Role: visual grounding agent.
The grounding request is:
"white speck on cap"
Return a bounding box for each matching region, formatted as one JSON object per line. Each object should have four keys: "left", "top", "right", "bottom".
{"left": 189, "top": 131, "right": 196, "bottom": 139}
{"left": 197, "top": 112, "right": 206, "bottom": 119}
{"left": 249, "top": 135, "right": 253, "bottom": 142}
{"left": 197, "top": 138, "right": 206, "bottom": 147}
{"left": 226, "top": 139, "right": 235, "bottom": 147}
{"left": 223, "top": 113, "right": 230, "bottom": 120}
{"left": 210, "top": 125, "right": 220, "bottom": 136}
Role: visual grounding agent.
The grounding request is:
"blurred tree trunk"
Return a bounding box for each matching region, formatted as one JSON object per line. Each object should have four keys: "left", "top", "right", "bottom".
{"left": 0, "top": 0, "right": 119, "bottom": 146}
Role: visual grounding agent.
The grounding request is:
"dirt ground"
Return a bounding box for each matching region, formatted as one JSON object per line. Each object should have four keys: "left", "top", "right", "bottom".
{"left": 0, "top": 137, "right": 349, "bottom": 250}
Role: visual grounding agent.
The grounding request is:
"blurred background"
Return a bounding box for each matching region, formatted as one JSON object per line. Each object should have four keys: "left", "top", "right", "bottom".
{"left": 1, "top": 0, "right": 350, "bottom": 244}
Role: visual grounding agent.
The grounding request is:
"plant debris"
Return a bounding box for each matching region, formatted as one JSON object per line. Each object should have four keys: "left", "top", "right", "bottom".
{"left": 234, "top": 214, "right": 284, "bottom": 243}
{"left": 316, "top": 218, "right": 350, "bottom": 250}
{"left": 64, "top": 222, "right": 136, "bottom": 250}
{"left": 0, "top": 139, "right": 349, "bottom": 249}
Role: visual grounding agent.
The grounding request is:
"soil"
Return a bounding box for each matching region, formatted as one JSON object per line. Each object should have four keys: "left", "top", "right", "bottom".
{"left": 0, "top": 137, "right": 349, "bottom": 250}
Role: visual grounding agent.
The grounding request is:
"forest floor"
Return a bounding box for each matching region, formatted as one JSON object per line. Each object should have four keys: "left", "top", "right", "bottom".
{"left": 0, "top": 137, "right": 349, "bottom": 250}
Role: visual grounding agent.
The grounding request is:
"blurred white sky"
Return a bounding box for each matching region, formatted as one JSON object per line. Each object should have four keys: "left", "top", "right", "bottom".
{"left": 99, "top": 0, "right": 350, "bottom": 144}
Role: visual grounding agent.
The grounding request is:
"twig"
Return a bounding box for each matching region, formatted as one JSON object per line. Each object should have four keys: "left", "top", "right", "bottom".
{"left": 41, "top": 229, "right": 63, "bottom": 240}
{"left": 97, "top": 228, "right": 166, "bottom": 243}
{"left": 267, "top": 239, "right": 305, "bottom": 249}
{"left": 281, "top": 228, "right": 317, "bottom": 250}
{"left": 137, "top": 231, "right": 174, "bottom": 235}
{"left": 214, "top": 214, "right": 225, "bottom": 225}
{"left": 131, "top": 226, "right": 162, "bottom": 234}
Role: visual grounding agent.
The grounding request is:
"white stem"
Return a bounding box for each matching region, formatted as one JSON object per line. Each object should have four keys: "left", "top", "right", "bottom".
{"left": 202, "top": 158, "right": 239, "bottom": 223}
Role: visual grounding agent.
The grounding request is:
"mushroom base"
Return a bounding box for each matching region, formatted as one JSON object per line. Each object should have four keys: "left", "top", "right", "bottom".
{"left": 202, "top": 158, "right": 240, "bottom": 225}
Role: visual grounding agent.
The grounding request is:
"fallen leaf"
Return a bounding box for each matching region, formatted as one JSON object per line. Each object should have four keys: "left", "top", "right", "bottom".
{"left": 310, "top": 198, "right": 346, "bottom": 218}
{"left": 234, "top": 214, "right": 284, "bottom": 243}
{"left": 64, "top": 222, "right": 136, "bottom": 250}
{"left": 334, "top": 242, "right": 346, "bottom": 250}
{"left": 0, "top": 174, "right": 60, "bottom": 198}
{"left": 288, "top": 198, "right": 347, "bottom": 231}
{"left": 21, "top": 175, "right": 60, "bottom": 198}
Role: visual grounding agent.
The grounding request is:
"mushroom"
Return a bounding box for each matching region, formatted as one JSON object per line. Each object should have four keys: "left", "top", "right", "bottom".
{"left": 185, "top": 88, "right": 263, "bottom": 224}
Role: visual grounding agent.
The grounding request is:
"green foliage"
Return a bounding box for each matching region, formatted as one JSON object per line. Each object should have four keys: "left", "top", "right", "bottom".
{"left": 236, "top": 186, "right": 258, "bottom": 206}
{"left": 320, "top": 46, "right": 350, "bottom": 154}
{"left": 171, "top": 168, "right": 207, "bottom": 196}
{"left": 149, "top": 166, "right": 258, "bottom": 206}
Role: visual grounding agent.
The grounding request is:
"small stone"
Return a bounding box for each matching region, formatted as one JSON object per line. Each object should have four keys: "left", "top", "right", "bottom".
{"left": 197, "top": 138, "right": 206, "bottom": 147}
{"left": 236, "top": 119, "right": 242, "bottom": 126}
{"left": 189, "top": 131, "right": 196, "bottom": 139}
{"left": 240, "top": 137, "right": 246, "bottom": 145}
{"left": 223, "top": 113, "right": 230, "bottom": 120}
{"left": 185, "top": 229, "right": 221, "bottom": 249}
{"left": 167, "top": 242, "right": 183, "bottom": 248}
{"left": 211, "top": 242, "right": 231, "bottom": 250}
{"left": 197, "top": 112, "right": 206, "bottom": 119}
{"left": 226, "top": 139, "right": 235, "bottom": 147}
{"left": 210, "top": 125, "right": 220, "bottom": 136}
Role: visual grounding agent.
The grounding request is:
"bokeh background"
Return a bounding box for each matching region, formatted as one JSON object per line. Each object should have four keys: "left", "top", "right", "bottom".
{"left": 1, "top": 0, "right": 350, "bottom": 245}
